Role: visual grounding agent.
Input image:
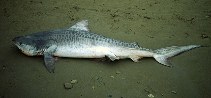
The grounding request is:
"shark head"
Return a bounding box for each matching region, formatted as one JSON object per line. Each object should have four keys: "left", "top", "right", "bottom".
{"left": 12, "top": 35, "right": 39, "bottom": 56}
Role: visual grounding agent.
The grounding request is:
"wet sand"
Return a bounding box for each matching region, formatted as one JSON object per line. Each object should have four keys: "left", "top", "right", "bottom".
{"left": 0, "top": 0, "right": 211, "bottom": 98}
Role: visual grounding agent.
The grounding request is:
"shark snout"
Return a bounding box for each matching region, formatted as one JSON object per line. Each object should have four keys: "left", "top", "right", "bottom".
{"left": 12, "top": 36, "right": 21, "bottom": 42}
{"left": 12, "top": 36, "right": 25, "bottom": 46}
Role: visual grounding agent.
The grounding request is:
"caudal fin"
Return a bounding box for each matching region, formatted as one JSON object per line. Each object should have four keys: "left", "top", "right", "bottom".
{"left": 153, "top": 45, "right": 201, "bottom": 66}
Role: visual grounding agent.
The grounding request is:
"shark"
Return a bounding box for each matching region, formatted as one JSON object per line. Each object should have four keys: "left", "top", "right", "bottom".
{"left": 12, "top": 20, "right": 201, "bottom": 73}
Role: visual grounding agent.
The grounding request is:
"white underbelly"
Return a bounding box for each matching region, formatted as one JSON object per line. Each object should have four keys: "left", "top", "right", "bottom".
{"left": 53, "top": 45, "right": 142, "bottom": 60}
{"left": 53, "top": 46, "right": 110, "bottom": 58}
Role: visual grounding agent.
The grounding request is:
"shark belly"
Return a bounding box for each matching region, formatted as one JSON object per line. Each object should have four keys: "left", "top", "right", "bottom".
{"left": 53, "top": 45, "right": 111, "bottom": 58}
{"left": 53, "top": 44, "right": 136, "bottom": 59}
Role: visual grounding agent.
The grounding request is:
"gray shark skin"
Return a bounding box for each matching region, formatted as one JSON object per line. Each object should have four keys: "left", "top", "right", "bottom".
{"left": 12, "top": 20, "right": 201, "bottom": 73}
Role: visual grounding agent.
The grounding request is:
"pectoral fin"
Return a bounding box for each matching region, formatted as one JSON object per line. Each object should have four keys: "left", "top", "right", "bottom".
{"left": 43, "top": 45, "right": 57, "bottom": 73}
{"left": 44, "top": 53, "right": 55, "bottom": 73}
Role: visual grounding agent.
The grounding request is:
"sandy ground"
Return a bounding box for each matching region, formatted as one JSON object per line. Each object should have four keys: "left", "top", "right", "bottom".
{"left": 0, "top": 0, "right": 211, "bottom": 98}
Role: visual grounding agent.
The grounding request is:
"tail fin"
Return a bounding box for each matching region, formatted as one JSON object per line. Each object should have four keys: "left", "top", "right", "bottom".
{"left": 153, "top": 45, "right": 201, "bottom": 66}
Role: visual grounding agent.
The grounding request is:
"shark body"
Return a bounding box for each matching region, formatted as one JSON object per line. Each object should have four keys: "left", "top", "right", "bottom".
{"left": 12, "top": 20, "right": 201, "bottom": 73}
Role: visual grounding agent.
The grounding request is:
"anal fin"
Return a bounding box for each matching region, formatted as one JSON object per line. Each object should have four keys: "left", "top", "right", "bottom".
{"left": 130, "top": 55, "right": 143, "bottom": 62}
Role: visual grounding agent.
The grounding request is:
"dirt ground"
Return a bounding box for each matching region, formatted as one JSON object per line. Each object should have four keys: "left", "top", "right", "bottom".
{"left": 0, "top": 0, "right": 211, "bottom": 98}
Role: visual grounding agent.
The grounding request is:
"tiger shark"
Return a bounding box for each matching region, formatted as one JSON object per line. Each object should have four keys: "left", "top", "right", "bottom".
{"left": 12, "top": 20, "right": 201, "bottom": 73}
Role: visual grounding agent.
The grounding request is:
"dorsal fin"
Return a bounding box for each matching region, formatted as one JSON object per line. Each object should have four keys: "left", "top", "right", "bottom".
{"left": 68, "top": 20, "right": 89, "bottom": 31}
